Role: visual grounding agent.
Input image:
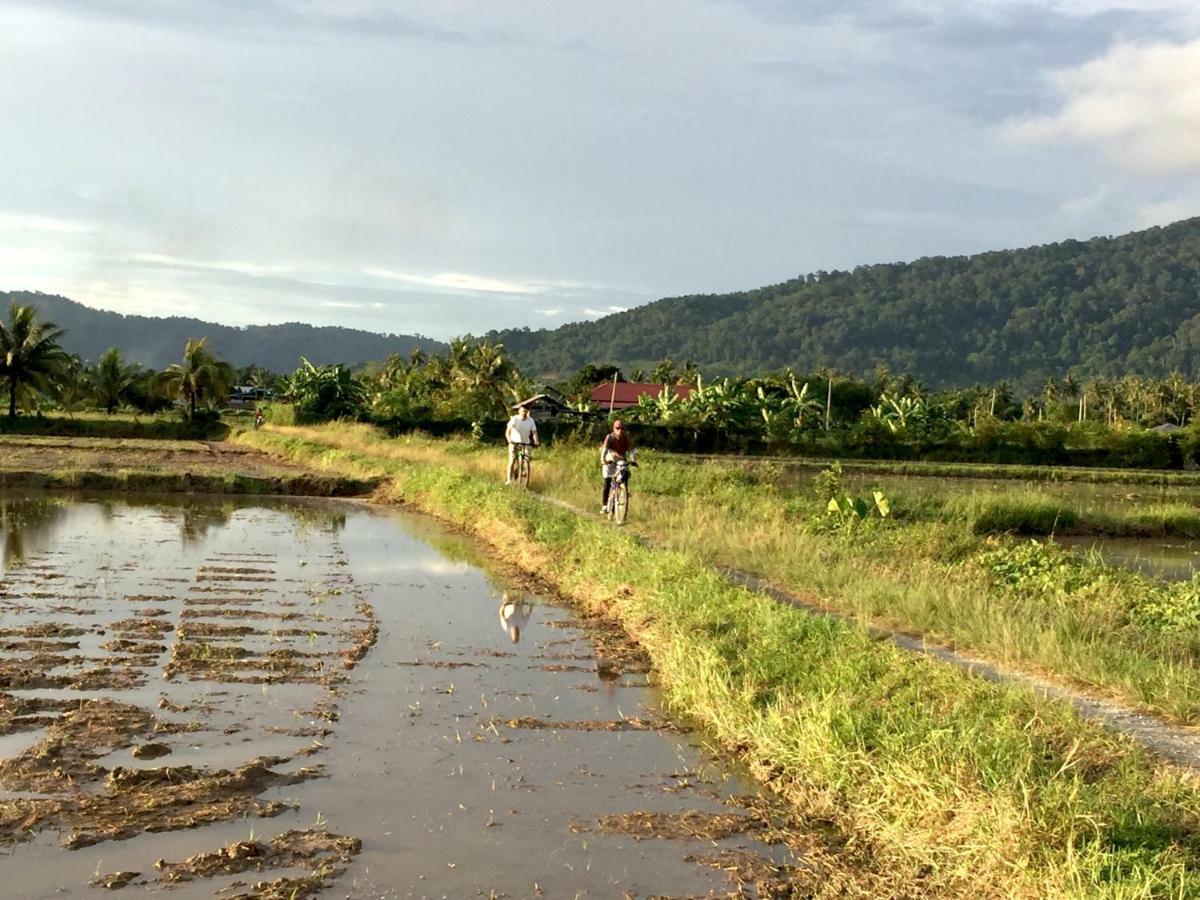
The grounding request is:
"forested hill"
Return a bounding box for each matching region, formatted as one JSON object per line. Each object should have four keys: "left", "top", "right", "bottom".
{"left": 1, "top": 292, "right": 447, "bottom": 372}
{"left": 489, "top": 217, "right": 1200, "bottom": 389}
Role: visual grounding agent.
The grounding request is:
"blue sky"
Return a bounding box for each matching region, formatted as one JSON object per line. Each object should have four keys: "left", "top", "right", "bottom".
{"left": 2, "top": 0, "right": 1199, "bottom": 339}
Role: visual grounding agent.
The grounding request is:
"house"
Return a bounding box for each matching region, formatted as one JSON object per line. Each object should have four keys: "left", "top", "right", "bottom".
{"left": 226, "top": 386, "right": 273, "bottom": 407}
{"left": 589, "top": 381, "right": 694, "bottom": 412}
{"left": 511, "top": 385, "right": 580, "bottom": 420}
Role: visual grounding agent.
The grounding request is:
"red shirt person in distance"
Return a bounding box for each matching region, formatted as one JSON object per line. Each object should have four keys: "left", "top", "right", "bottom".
{"left": 599, "top": 419, "right": 633, "bottom": 513}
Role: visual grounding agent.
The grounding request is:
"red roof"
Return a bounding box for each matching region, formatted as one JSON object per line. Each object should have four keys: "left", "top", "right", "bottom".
{"left": 589, "top": 382, "right": 694, "bottom": 410}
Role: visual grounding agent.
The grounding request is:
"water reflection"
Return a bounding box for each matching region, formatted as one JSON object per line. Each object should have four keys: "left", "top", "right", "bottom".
{"left": 0, "top": 497, "right": 70, "bottom": 567}
{"left": 1057, "top": 535, "right": 1200, "bottom": 582}
{"left": 498, "top": 592, "right": 534, "bottom": 643}
{"left": 0, "top": 493, "right": 352, "bottom": 570}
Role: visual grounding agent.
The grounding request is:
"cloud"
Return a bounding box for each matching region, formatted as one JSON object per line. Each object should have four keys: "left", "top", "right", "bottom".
{"left": 1002, "top": 39, "right": 1200, "bottom": 174}
{"left": 130, "top": 252, "right": 295, "bottom": 278}
{"left": 0, "top": 211, "right": 93, "bottom": 234}
{"left": 365, "top": 267, "right": 541, "bottom": 295}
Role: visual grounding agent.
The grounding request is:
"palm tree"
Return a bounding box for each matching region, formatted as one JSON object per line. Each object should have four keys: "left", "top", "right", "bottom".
{"left": 0, "top": 301, "right": 70, "bottom": 418}
{"left": 93, "top": 347, "right": 138, "bottom": 414}
{"left": 448, "top": 339, "right": 523, "bottom": 419}
{"left": 651, "top": 358, "right": 677, "bottom": 386}
{"left": 155, "top": 338, "right": 235, "bottom": 418}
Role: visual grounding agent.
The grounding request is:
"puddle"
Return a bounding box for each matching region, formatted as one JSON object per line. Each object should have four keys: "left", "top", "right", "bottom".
{"left": 0, "top": 493, "right": 815, "bottom": 898}
{"left": 1056, "top": 535, "right": 1200, "bottom": 582}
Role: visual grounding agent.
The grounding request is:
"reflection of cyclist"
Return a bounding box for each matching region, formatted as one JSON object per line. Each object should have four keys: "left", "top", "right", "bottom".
{"left": 505, "top": 405, "right": 538, "bottom": 484}
{"left": 599, "top": 420, "right": 633, "bottom": 514}
{"left": 498, "top": 593, "right": 534, "bottom": 643}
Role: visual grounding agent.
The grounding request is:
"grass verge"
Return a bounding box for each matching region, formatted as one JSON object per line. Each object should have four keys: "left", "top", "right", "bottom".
{"left": 239, "top": 423, "right": 1200, "bottom": 898}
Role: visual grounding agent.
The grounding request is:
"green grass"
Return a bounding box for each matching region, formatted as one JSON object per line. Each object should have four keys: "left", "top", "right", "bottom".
{"left": 695, "top": 454, "right": 1200, "bottom": 486}
{"left": 236, "top": 422, "right": 1200, "bottom": 898}
{"left": 0, "top": 410, "right": 229, "bottom": 440}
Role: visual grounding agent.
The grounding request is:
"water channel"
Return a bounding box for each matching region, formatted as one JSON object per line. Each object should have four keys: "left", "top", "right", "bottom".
{"left": 0, "top": 494, "right": 800, "bottom": 898}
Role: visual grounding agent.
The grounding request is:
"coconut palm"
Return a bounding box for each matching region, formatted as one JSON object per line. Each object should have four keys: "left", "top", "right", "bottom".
{"left": 93, "top": 347, "right": 138, "bottom": 414}
{"left": 0, "top": 301, "right": 70, "bottom": 418}
{"left": 155, "top": 338, "right": 236, "bottom": 418}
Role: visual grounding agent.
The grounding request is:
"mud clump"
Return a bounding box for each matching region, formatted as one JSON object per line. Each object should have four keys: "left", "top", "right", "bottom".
{"left": 131, "top": 743, "right": 171, "bottom": 760}
{"left": 496, "top": 714, "right": 684, "bottom": 733}
{"left": 156, "top": 827, "right": 361, "bottom": 892}
{"left": 90, "top": 870, "right": 140, "bottom": 889}
{"left": 686, "top": 850, "right": 815, "bottom": 896}
{"left": 584, "top": 810, "right": 763, "bottom": 842}
{"left": 0, "top": 698, "right": 155, "bottom": 792}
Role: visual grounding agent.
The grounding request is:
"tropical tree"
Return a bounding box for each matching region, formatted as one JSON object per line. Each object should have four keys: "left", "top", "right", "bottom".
{"left": 0, "top": 301, "right": 70, "bottom": 418}
{"left": 289, "top": 357, "right": 366, "bottom": 421}
{"left": 651, "top": 358, "right": 678, "bottom": 386}
{"left": 155, "top": 338, "right": 236, "bottom": 418}
{"left": 447, "top": 339, "right": 525, "bottom": 419}
{"left": 93, "top": 347, "right": 138, "bottom": 414}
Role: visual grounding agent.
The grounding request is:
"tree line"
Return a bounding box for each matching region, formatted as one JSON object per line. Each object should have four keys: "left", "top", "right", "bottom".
{"left": 11, "top": 296, "right": 1200, "bottom": 467}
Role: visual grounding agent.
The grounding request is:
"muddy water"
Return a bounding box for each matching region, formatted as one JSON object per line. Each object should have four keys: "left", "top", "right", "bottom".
{"left": 0, "top": 495, "right": 804, "bottom": 898}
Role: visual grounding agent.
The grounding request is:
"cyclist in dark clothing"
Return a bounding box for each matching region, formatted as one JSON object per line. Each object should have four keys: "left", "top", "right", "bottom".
{"left": 600, "top": 420, "right": 633, "bottom": 513}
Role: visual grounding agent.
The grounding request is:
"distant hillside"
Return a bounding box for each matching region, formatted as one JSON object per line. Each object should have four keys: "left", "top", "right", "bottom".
{"left": 489, "top": 217, "right": 1200, "bottom": 389}
{"left": 1, "top": 292, "right": 446, "bottom": 373}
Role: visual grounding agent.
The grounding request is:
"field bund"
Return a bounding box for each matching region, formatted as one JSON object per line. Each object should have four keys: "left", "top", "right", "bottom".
{"left": 238, "top": 423, "right": 1200, "bottom": 899}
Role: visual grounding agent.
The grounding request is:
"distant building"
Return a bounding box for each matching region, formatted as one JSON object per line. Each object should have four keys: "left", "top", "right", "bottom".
{"left": 511, "top": 386, "right": 579, "bottom": 420}
{"left": 589, "top": 381, "right": 694, "bottom": 412}
{"left": 226, "top": 386, "right": 273, "bottom": 407}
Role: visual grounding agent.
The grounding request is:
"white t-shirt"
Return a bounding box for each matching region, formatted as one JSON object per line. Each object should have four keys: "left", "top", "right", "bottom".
{"left": 506, "top": 415, "right": 538, "bottom": 444}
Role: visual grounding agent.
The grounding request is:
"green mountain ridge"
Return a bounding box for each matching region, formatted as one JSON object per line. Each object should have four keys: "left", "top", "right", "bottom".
{"left": 487, "top": 217, "right": 1200, "bottom": 390}
{"left": 0, "top": 291, "right": 447, "bottom": 373}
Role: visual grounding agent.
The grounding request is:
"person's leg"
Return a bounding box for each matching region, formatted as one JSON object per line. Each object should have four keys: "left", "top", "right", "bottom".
{"left": 506, "top": 444, "right": 516, "bottom": 482}
{"left": 601, "top": 476, "right": 612, "bottom": 509}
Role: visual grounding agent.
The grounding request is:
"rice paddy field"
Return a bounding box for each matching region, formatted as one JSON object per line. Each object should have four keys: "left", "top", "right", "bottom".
{"left": 0, "top": 493, "right": 819, "bottom": 899}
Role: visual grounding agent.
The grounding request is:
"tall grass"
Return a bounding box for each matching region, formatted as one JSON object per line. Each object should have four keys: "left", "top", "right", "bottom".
{"left": 238, "top": 423, "right": 1200, "bottom": 898}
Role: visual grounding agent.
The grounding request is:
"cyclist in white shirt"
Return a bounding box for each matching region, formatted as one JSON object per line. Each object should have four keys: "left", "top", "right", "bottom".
{"left": 504, "top": 405, "right": 538, "bottom": 484}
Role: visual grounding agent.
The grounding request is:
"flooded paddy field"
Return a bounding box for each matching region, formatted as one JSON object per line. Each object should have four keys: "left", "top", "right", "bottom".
{"left": 1054, "top": 535, "right": 1200, "bottom": 582}
{"left": 0, "top": 494, "right": 812, "bottom": 898}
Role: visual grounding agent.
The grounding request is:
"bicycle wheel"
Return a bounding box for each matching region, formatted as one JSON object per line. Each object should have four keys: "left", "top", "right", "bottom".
{"left": 518, "top": 453, "right": 531, "bottom": 489}
{"left": 612, "top": 482, "right": 628, "bottom": 525}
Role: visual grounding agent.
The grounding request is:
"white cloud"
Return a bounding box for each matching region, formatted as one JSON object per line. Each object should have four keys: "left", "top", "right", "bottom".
{"left": 535, "top": 308, "right": 562, "bottom": 316}
{"left": 1002, "top": 39, "right": 1200, "bottom": 174}
{"left": 0, "top": 211, "right": 93, "bottom": 234}
{"left": 365, "top": 267, "right": 541, "bottom": 295}
{"left": 130, "top": 253, "right": 296, "bottom": 278}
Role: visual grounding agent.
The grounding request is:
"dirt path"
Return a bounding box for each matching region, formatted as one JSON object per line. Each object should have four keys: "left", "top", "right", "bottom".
{"left": 537, "top": 493, "right": 1200, "bottom": 769}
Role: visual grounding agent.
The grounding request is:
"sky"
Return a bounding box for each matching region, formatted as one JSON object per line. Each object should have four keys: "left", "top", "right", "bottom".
{"left": 2, "top": 0, "right": 1200, "bottom": 340}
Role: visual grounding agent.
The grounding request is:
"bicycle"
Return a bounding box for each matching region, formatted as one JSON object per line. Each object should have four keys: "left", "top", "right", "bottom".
{"left": 509, "top": 443, "right": 533, "bottom": 489}
{"left": 604, "top": 456, "right": 636, "bottom": 524}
